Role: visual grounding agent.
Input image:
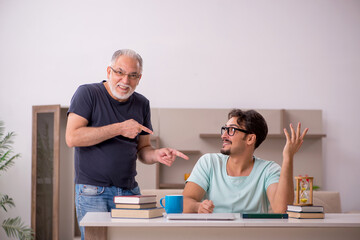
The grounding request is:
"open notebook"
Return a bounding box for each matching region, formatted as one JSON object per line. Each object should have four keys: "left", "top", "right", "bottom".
{"left": 166, "top": 213, "right": 236, "bottom": 220}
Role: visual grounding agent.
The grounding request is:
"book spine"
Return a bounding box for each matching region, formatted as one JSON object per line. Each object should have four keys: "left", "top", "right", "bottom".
{"left": 242, "top": 214, "right": 288, "bottom": 219}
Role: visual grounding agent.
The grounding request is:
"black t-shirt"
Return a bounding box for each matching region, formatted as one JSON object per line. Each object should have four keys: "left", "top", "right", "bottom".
{"left": 68, "top": 81, "right": 152, "bottom": 188}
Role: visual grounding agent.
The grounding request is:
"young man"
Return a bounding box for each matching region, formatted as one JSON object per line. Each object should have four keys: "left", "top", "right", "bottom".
{"left": 183, "top": 109, "right": 308, "bottom": 213}
{"left": 66, "top": 49, "right": 188, "bottom": 239}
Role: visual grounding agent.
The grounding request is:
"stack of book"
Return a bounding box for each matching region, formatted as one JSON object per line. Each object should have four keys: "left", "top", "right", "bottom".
{"left": 286, "top": 205, "right": 325, "bottom": 219}
{"left": 111, "top": 194, "right": 164, "bottom": 219}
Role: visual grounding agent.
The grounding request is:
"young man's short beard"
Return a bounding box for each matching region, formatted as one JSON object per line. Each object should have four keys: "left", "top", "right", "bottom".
{"left": 221, "top": 149, "right": 230, "bottom": 155}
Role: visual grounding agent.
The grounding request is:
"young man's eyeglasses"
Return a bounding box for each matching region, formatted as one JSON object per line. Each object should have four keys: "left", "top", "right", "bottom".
{"left": 221, "top": 126, "right": 251, "bottom": 136}
{"left": 110, "top": 66, "right": 141, "bottom": 80}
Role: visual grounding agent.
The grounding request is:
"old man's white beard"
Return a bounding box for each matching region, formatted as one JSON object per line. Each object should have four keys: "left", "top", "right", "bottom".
{"left": 109, "top": 82, "right": 135, "bottom": 100}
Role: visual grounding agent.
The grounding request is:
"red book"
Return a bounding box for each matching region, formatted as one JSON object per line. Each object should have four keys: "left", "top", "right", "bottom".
{"left": 113, "top": 195, "right": 157, "bottom": 204}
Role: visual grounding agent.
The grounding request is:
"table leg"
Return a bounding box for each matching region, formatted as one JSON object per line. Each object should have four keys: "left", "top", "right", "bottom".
{"left": 85, "top": 227, "right": 107, "bottom": 240}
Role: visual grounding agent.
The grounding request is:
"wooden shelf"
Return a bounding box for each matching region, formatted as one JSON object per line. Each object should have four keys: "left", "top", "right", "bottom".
{"left": 308, "top": 134, "right": 326, "bottom": 138}
{"left": 159, "top": 183, "right": 185, "bottom": 189}
{"left": 200, "top": 133, "right": 326, "bottom": 139}
{"left": 264, "top": 134, "right": 327, "bottom": 139}
{"left": 178, "top": 150, "right": 201, "bottom": 155}
{"left": 199, "top": 133, "right": 220, "bottom": 138}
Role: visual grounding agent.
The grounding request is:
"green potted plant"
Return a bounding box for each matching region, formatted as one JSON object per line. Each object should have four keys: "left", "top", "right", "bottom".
{"left": 0, "top": 121, "right": 34, "bottom": 239}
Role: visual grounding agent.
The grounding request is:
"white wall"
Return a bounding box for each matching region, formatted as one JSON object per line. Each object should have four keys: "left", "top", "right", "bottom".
{"left": 0, "top": 0, "right": 359, "bottom": 237}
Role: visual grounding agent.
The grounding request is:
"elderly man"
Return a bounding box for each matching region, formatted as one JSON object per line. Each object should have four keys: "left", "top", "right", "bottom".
{"left": 66, "top": 49, "right": 188, "bottom": 239}
{"left": 183, "top": 109, "right": 307, "bottom": 214}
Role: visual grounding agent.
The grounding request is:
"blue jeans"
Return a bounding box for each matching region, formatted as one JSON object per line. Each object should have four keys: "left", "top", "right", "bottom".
{"left": 75, "top": 184, "right": 141, "bottom": 240}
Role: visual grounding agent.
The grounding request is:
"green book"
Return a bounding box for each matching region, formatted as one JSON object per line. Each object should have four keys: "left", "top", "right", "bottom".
{"left": 241, "top": 213, "right": 288, "bottom": 219}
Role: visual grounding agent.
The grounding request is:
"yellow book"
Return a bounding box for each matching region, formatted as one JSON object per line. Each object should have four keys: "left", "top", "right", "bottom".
{"left": 111, "top": 207, "right": 164, "bottom": 219}
{"left": 287, "top": 211, "right": 325, "bottom": 219}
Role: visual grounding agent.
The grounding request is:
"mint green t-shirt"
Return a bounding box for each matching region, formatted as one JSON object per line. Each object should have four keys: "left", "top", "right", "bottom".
{"left": 187, "top": 153, "right": 281, "bottom": 213}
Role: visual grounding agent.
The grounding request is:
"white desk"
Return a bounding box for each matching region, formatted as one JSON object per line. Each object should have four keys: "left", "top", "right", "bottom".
{"left": 80, "top": 212, "right": 360, "bottom": 240}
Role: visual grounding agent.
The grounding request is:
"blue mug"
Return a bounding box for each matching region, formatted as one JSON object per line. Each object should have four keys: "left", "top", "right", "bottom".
{"left": 160, "top": 195, "right": 183, "bottom": 214}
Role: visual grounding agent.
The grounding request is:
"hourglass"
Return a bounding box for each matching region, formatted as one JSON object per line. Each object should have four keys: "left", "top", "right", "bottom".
{"left": 295, "top": 176, "right": 313, "bottom": 206}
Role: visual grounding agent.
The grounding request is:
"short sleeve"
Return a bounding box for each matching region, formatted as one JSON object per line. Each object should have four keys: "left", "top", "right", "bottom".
{"left": 264, "top": 161, "right": 281, "bottom": 190}
{"left": 186, "top": 154, "right": 212, "bottom": 192}
{"left": 139, "top": 100, "right": 152, "bottom": 135}
{"left": 68, "top": 85, "right": 93, "bottom": 121}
